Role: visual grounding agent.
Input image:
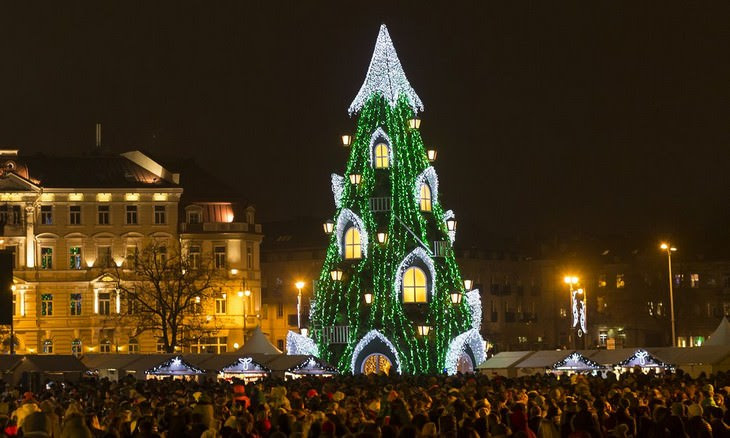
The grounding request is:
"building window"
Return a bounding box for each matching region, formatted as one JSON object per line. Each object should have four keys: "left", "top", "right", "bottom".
{"left": 98, "top": 205, "right": 110, "bottom": 225}
{"left": 246, "top": 243, "right": 253, "bottom": 269}
{"left": 674, "top": 274, "right": 683, "bottom": 286}
{"left": 125, "top": 205, "right": 138, "bottom": 224}
{"left": 691, "top": 274, "right": 700, "bottom": 288}
{"left": 616, "top": 274, "right": 625, "bottom": 289}
{"left": 189, "top": 246, "right": 201, "bottom": 269}
{"left": 374, "top": 143, "right": 389, "bottom": 168}
{"left": 41, "top": 294, "right": 53, "bottom": 316}
{"left": 128, "top": 338, "right": 139, "bottom": 353}
{"left": 344, "top": 227, "right": 362, "bottom": 259}
{"left": 277, "top": 302, "right": 284, "bottom": 318}
{"left": 559, "top": 308, "right": 567, "bottom": 318}
{"left": 277, "top": 339, "right": 285, "bottom": 351}
{"left": 71, "top": 339, "right": 82, "bottom": 356}
{"left": 402, "top": 266, "right": 427, "bottom": 303}
{"left": 40, "top": 206, "right": 52, "bottom": 225}
{"left": 157, "top": 246, "right": 167, "bottom": 264}
{"left": 647, "top": 301, "right": 655, "bottom": 316}
{"left": 12, "top": 293, "right": 16, "bottom": 316}
{"left": 98, "top": 292, "right": 111, "bottom": 315}
{"left": 97, "top": 246, "right": 112, "bottom": 268}
{"left": 69, "top": 247, "right": 82, "bottom": 270}
{"left": 42, "top": 339, "right": 53, "bottom": 354}
{"left": 5, "top": 245, "right": 17, "bottom": 269}
{"left": 125, "top": 246, "right": 138, "bottom": 267}
{"left": 215, "top": 297, "right": 227, "bottom": 314}
{"left": 599, "top": 331, "right": 608, "bottom": 346}
{"left": 70, "top": 293, "right": 82, "bottom": 316}
{"left": 40, "top": 247, "right": 53, "bottom": 270}
{"left": 188, "top": 211, "right": 201, "bottom": 224}
{"left": 517, "top": 336, "right": 527, "bottom": 344}
{"left": 154, "top": 205, "right": 166, "bottom": 225}
{"left": 100, "top": 340, "right": 111, "bottom": 353}
{"left": 419, "top": 184, "right": 432, "bottom": 212}
{"left": 214, "top": 246, "right": 226, "bottom": 269}
{"left": 191, "top": 336, "right": 228, "bottom": 354}
{"left": 657, "top": 301, "right": 664, "bottom": 316}
{"left": 69, "top": 205, "right": 81, "bottom": 225}
{"left": 598, "top": 274, "right": 606, "bottom": 288}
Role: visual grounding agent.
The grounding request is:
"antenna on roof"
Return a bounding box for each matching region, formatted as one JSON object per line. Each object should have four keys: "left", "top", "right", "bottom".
{"left": 95, "top": 123, "right": 102, "bottom": 149}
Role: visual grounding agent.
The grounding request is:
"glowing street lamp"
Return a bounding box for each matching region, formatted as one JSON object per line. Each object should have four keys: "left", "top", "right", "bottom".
{"left": 450, "top": 291, "right": 463, "bottom": 305}
{"left": 408, "top": 117, "right": 421, "bottom": 129}
{"left": 417, "top": 325, "right": 431, "bottom": 336}
{"left": 660, "top": 242, "right": 678, "bottom": 347}
{"left": 446, "top": 217, "right": 457, "bottom": 232}
{"left": 427, "top": 149, "right": 437, "bottom": 162}
{"left": 341, "top": 134, "right": 352, "bottom": 147}
{"left": 330, "top": 269, "right": 343, "bottom": 281}
{"left": 377, "top": 231, "right": 388, "bottom": 245}
{"left": 463, "top": 279, "right": 473, "bottom": 291}
{"left": 323, "top": 219, "right": 335, "bottom": 234}
{"left": 295, "top": 281, "right": 305, "bottom": 329}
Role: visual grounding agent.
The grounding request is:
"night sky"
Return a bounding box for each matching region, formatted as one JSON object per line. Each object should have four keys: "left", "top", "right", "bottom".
{"left": 0, "top": 3, "right": 728, "bottom": 251}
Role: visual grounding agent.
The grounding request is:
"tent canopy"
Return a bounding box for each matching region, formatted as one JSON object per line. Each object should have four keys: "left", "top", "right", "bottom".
{"left": 477, "top": 351, "right": 534, "bottom": 370}
{"left": 145, "top": 356, "right": 205, "bottom": 376}
{"left": 238, "top": 327, "right": 282, "bottom": 355}
{"left": 551, "top": 352, "right": 602, "bottom": 371}
{"left": 220, "top": 356, "right": 270, "bottom": 374}
{"left": 705, "top": 317, "right": 730, "bottom": 346}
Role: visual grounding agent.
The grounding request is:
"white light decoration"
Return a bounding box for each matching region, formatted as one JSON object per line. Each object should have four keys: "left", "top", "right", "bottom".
{"left": 572, "top": 288, "right": 587, "bottom": 336}
{"left": 335, "top": 208, "right": 369, "bottom": 259}
{"left": 444, "top": 329, "right": 487, "bottom": 375}
{"left": 368, "top": 127, "right": 394, "bottom": 167}
{"left": 443, "top": 210, "right": 456, "bottom": 243}
{"left": 351, "top": 330, "right": 402, "bottom": 374}
{"left": 635, "top": 350, "right": 649, "bottom": 366}
{"left": 331, "top": 174, "right": 345, "bottom": 208}
{"left": 393, "top": 247, "right": 436, "bottom": 300}
{"left": 466, "top": 289, "right": 482, "bottom": 331}
{"left": 145, "top": 355, "right": 205, "bottom": 376}
{"left": 413, "top": 166, "right": 439, "bottom": 207}
{"left": 286, "top": 330, "right": 319, "bottom": 356}
{"left": 348, "top": 24, "right": 423, "bottom": 116}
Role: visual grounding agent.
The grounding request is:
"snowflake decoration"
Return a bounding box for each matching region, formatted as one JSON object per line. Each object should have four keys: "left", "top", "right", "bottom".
{"left": 393, "top": 247, "right": 436, "bottom": 300}
{"left": 351, "top": 330, "right": 402, "bottom": 374}
{"left": 444, "top": 329, "right": 486, "bottom": 375}
{"left": 349, "top": 24, "right": 423, "bottom": 115}
{"left": 335, "top": 208, "right": 369, "bottom": 259}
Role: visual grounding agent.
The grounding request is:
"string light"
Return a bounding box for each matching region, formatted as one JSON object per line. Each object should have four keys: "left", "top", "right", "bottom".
{"left": 331, "top": 174, "right": 345, "bottom": 207}
{"left": 616, "top": 349, "right": 673, "bottom": 370}
{"left": 286, "top": 330, "right": 320, "bottom": 356}
{"left": 220, "top": 357, "right": 269, "bottom": 374}
{"left": 348, "top": 24, "right": 423, "bottom": 116}
{"left": 466, "top": 290, "right": 482, "bottom": 331}
{"left": 551, "top": 352, "right": 602, "bottom": 370}
{"left": 145, "top": 356, "right": 205, "bottom": 376}
{"left": 351, "top": 330, "right": 402, "bottom": 374}
{"left": 289, "top": 355, "right": 338, "bottom": 375}
{"left": 444, "top": 329, "right": 487, "bottom": 375}
{"left": 413, "top": 166, "right": 439, "bottom": 207}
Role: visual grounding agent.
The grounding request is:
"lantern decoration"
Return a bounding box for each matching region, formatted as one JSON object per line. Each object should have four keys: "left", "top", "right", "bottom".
{"left": 450, "top": 291, "right": 462, "bottom": 305}
{"left": 417, "top": 325, "right": 431, "bottom": 336}
{"left": 323, "top": 219, "right": 335, "bottom": 234}
{"left": 341, "top": 134, "right": 352, "bottom": 146}
{"left": 463, "top": 279, "right": 473, "bottom": 291}
{"left": 408, "top": 117, "right": 421, "bottom": 129}
{"left": 349, "top": 173, "right": 362, "bottom": 185}
{"left": 330, "top": 269, "right": 343, "bottom": 281}
{"left": 427, "top": 149, "right": 437, "bottom": 162}
{"left": 376, "top": 231, "right": 388, "bottom": 245}
{"left": 364, "top": 292, "right": 373, "bottom": 304}
{"left": 446, "top": 217, "right": 457, "bottom": 232}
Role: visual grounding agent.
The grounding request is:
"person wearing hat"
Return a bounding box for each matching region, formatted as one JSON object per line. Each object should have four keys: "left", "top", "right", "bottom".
{"left": 11, "top": 393, "right": 40, "bottom": 430}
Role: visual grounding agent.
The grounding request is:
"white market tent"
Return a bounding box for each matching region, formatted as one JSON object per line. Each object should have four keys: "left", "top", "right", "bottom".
{"left": 705, "top": 317, "right": 730, "bottom": 346}
{"left": 218, "top": 356, "right": 271, "bottom": 381}
{"left": 591, "top": 348, "right": 673, "bottom": 372}
{"left": 237, "top": 327, "right": 282, "bottom": 355}
{"left": 263, "top": 354, "right": 338, "bottom": 378}
{"left": 508, "top": 350, "right": 601, "bottom": 375}
{"left": 551, "top": 352, "right": 603, "bottom": 373}
{"left": 477, "top": 351, "right": 535, "bottom": 378}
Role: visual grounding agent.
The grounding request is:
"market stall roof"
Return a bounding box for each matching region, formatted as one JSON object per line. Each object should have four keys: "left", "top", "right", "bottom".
{"left": 0, "top": 355, "right": 23, "bottom": 372}
{"left": 705, "top": 318, "right": 730, "bottom": 346}
{"left": 264, "top": 354, "right": 338, "bottom": 375}
{"left": 238, "top": 327, "right": 282, "bottom": 355}
{"left": 513, "top": 350, "right": 597, "bottom": 369}
{"left": 145, "top": 355, "right": 205, "bottom": 376}
{"left": 81, "top": 354, "right": 145, "bottom": 372}
{"left": 551, "top": 352, "right": 603, "bottom": 370}
{"left": 477, "top": 351, "right": 535, "bottom": 370}
{"left": 649, "top": 346, "right": 730, "bottom": 366}
{"left": 220, "top": 356, "right": 271, "bottom": 374}
{"left": 20, "top": 355, "right": 87, "bottom": 372}
{"left": 591, "top": 348, "right": 672, "bottom": 368}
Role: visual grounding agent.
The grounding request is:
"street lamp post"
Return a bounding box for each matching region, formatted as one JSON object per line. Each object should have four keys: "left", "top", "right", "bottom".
{"left": 238, "top": 289, "right": 251, "bottom": 343}
{"left": 660, "top": 243, "right": 678, "bottom": 347}
{"left": 295, "top": 281, "right": 305, "bottom": 329}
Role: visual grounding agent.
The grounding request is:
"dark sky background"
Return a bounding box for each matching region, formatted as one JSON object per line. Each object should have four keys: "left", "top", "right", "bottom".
{"left": 0, "top": 3, "right": 728, "bottom": 252}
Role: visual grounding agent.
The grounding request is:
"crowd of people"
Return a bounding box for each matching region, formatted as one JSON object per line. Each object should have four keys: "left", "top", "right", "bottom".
{"left": 0, "top": 368, "right": 729, "bottom": 438}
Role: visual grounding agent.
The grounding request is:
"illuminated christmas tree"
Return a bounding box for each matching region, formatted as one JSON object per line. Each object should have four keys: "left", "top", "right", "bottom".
{"left": 288, "top": 25, "right": 485, "bottom": 375}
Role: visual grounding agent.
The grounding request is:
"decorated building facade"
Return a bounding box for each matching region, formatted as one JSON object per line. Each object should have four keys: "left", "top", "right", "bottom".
{"left": 1, "top": 150, "right": 263, "bottom": 354}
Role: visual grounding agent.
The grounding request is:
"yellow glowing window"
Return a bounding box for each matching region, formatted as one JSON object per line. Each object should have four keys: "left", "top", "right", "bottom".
{"left": 375, "top": 143, "right": 389, "bottom": 168}
{"left": 419, "top": 184, "right": 432, "bottom": 212}
{"left": 344, "top": 227, "right": 362, "bottom": 259}
{"left": 403, "top": 267, "right": 427, "bottom": 303}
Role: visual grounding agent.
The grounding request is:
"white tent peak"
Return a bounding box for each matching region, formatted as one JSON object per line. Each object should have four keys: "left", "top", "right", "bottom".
{"left": 238, "top": 326, "right": 282, "bottom": 355}
{"left": 348, "top": 24, "right": 424, "bottom": 116}
{"left": 705, "top": 317, "right": 730, "bottom": 346}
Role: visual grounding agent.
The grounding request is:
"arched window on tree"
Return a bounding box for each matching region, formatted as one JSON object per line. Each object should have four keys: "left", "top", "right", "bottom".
{"left": 344, "top": 227, "right": 362, "bottom": 259}
{"left": 419, "top": 184, "right": 432, "bottom": 212}
{"left": 403, "top": 267, "right": 427, "bottom": 303}
{"left": 374, "top": 143, "right": 390, "bottom": 168}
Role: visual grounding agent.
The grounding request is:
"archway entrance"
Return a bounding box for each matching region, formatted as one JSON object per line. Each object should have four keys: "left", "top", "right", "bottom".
{"left": 456, "top": 351, "right": 474, "bottom": 373}
{"left": 362, "top": 353, "right": 393, "bottom": 375}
